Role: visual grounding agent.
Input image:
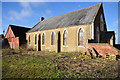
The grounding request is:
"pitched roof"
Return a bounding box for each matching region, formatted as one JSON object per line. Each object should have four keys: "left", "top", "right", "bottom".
{"left": 101, "top": 31, "right": 115, "bottom": 41}
{"left": 10, "top": 25, "right": 31, "bottom": 38}
{"left": 27, "top": 3, "right": 101, "bottom": 33}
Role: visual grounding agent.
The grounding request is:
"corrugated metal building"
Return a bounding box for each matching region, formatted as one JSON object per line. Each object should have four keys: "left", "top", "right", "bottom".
{"left": 5, "top": 25, "right": 30, "bottom": 49}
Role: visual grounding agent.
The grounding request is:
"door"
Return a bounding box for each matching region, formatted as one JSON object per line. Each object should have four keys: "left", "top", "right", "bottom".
{"left": 38, "top": 34, "right": 41, "bottom": 51}
{"left": 57, "top": 32, "right": 61, "bottom": 52}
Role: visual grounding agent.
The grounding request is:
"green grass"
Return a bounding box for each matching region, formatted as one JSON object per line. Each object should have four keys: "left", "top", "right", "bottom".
{"left": 2, "top": 49, "right": 119, "bottom": 79}
{"left": 2, "top": 49, "right": 60, "bottom": 78}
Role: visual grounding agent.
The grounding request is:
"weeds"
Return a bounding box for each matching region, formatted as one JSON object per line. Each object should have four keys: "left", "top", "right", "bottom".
{"left": 2, "top": 49, "right": 119, "bottom": 78}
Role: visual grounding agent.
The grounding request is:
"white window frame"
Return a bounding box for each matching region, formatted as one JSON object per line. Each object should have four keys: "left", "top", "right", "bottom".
{"left": 63, "top": 29, "right": 68, "bottom": 47}
{"left": 51, "top": 32, "right": 55, "bottom": 46}
{"left": 35, "top": 34, "right": 37, "bottom": 45}
{"left": 77, "top": 27, "right": 84, "bottom": 47}
{"left": 29, "top": 35, "right": 31, "bottom": 45}
{"left": 42, "top": 32, "right": 45, "bottom": 46}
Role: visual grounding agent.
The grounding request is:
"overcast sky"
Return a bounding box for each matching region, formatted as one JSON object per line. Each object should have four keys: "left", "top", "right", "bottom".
{"left": 1, "top": 2, "right": 119, "bottom": 44}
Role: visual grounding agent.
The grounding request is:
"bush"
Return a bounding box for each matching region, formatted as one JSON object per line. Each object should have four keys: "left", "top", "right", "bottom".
{"left": 27, "top": 48, "right": 34, "bottom": 51}
{"left": 2, "top": 49, "right": 19, "bottom": 55}
{"left": 19, "top": 44, "right": 27, "bottom": 49}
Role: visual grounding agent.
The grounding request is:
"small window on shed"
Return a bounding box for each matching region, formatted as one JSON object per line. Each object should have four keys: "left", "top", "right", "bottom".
{"left": 35, "top": 34, "right": 37, "bottom": 44}
{"left": 51, "top": 32, "right": 55, "bottom": 45}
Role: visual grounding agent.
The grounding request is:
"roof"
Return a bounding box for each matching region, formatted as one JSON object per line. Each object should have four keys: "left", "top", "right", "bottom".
{"left": 9, "top": 25, "right": 31, "bottom": 38}
{"left": 101, "top": 31, "right": 115, "bottom": 41}
{"left": 27, "top": 3, "right": 101, "bottom": 33}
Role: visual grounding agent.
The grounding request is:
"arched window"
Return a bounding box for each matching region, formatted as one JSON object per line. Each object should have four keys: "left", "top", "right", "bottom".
{"left": 96, "top": 26, "right": 99, "bottom": 32}
{"left": 29, "top": 35, "right": 30, "bottom": 44}
{"left": 96, "top": 26, "right": 100, "bottom": 43}
{"left": 78, "top": 28, "right": 83, "bottom": 45}
{"left": 63, "top": 30, "right": 67, "bottom": 45}
{"left": 100, "top": 14, "right": 104, "bottom": 31}
{"left": 42, "top": 33, "right": 45, "bottom": 45}
{"left": 51, "top": 32, "right": 55, "bottom": 45}
{"left": 35, "top": 34, "right": 37, "bottom": 44}
{"left": 100, "top": 14, "right": 104, "bottom": 22}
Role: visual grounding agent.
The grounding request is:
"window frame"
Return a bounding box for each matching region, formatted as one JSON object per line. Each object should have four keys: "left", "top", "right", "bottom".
{"left": 100, "top": 14, "right": 104, "bottom": 31}
{"left": 35, "top": 34, "right": 37, "bottom": 45}
{"left": 63, "top": 30, "right": 68, "bottom": 46}
{"left": 96, "top": 26, "right": 100, "bottom": 43}
{"left": 51, "top": 32, "right": 55, "bottom": 46}
{"left": 42, "top": 32, "right": 45, "bottom": 45}
{"left": 78, "top": 28, "right": 84, "bottom": 46}
{"left": 29, "top": 35, "right": 30, "bottom": 45}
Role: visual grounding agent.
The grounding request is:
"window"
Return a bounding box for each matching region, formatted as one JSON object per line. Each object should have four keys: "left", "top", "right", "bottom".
{"left": 100, "top": 14, "right": 104, "bottom": 31}
{"left": 100, "top": 14, "right": 104, "bottom": 22}
{"left": 29, "top": 35, "right": 30, "bottom": 44}
{"left": 96, "top": 26, "right": 100, "bottom": 43}
{"left": 35, "top": 34, "right": 37, "bottom": 44}
{"left": 63, "top": 30, "right": 67, "bottom": 45}
{"left": 96, "top": 26, "right": 99, "bottom": 32}
{"left": 78, "top": 28, "right": 83, "bottom": 45}
{"left": 51, "top": 32, "right": 55, "bottom": 45}
{"left": 42, "top": 33, "right": 45, "bottom": 45}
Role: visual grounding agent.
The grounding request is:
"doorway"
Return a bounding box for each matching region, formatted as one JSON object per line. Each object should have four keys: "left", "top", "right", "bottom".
{"left": 57, "top": 32, "right": 61, "bottom": 52}
{"left": 38, "top": 34, "right": 41, "bottom": 51}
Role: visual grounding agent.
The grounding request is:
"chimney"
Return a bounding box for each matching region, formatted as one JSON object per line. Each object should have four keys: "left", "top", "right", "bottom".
{"left": 40, "top": 17, "right": 44, "bottom": 21}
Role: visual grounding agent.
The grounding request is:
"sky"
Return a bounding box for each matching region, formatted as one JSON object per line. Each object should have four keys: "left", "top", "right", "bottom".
{"left": 1, "top": 2, "right": 119, "bottom": 44}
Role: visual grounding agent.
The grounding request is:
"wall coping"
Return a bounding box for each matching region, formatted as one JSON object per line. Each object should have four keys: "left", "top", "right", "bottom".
{"left": 88, "top": 43, "right": 109, "bottom": 46}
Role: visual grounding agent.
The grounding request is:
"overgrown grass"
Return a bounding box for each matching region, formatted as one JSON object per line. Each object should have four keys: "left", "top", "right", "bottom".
{"left": 2, "top": 49, "right": 60, "bottom": 78}
{"left": 2, "top": 49, "right": 119, "bottom": 79}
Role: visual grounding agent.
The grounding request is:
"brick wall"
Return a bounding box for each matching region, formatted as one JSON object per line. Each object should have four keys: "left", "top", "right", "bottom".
{"left": 88, "top": 43, "right": 118, "bottom": 57}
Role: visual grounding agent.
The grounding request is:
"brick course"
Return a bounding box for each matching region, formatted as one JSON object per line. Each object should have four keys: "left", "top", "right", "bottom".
{"left": 88, "top": 43, "right": 118, "bottom": 57}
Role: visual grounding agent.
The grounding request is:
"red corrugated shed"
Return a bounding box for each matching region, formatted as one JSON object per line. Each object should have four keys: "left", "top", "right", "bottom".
{"left": 5, "top": 25, "right": 31, "bottom": 49}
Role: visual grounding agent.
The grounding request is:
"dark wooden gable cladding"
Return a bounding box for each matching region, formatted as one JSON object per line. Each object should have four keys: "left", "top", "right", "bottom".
{"left": 101, "top": 31, "right": 115, "bottom": 41}
{"left": 10, "top": 25, "right": 31, "bottom": 38}
{"left": 10, "top": 25, "right": 31, "bottom": 45}
{"left": 92, "top": 3, "right": 108, "bottom": 43}
{"left": 94, "top": 3, "right": 107, "bottom": 32}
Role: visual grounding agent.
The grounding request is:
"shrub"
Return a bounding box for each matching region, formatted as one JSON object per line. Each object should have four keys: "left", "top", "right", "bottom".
{"left": 27, "top": 48, "right": 34, "bottom": 51}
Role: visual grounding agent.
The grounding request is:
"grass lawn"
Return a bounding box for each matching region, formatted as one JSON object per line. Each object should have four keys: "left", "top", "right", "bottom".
{"left": 2, "top": 49, "right": 119, "bottom": 79}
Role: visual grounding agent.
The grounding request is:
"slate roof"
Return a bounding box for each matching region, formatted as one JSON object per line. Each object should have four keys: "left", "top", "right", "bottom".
{"left": 27, "top": 3, "right": 101, "bottom": 33}
{"left": 10, "top": 25, "right": 31, "bottom": 38}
